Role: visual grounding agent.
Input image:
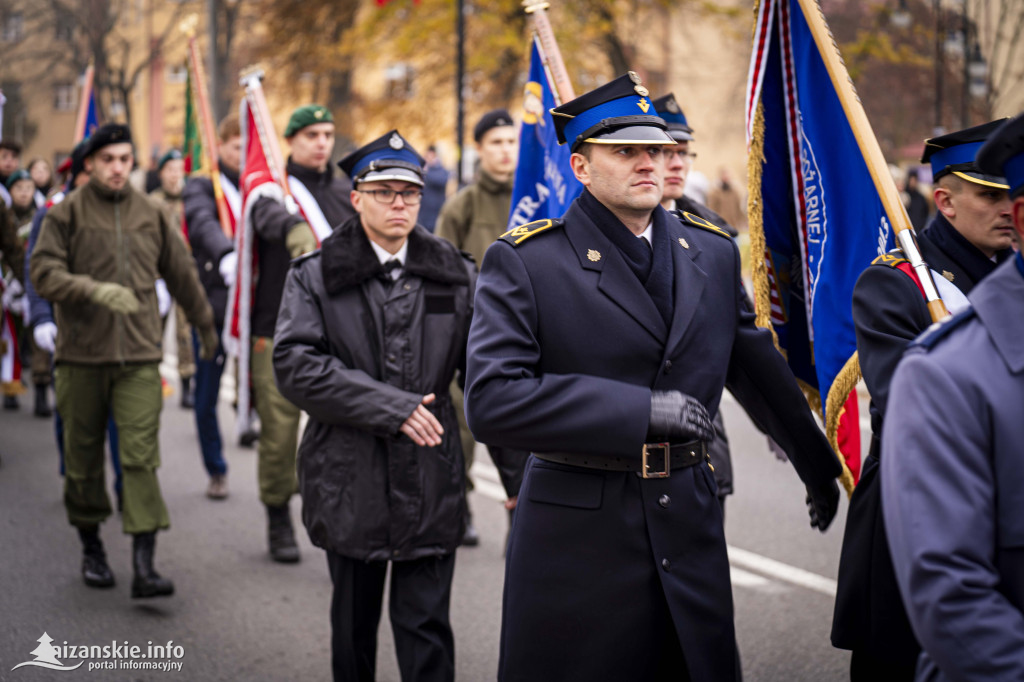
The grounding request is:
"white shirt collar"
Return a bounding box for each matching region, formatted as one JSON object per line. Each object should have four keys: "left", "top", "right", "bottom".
{"left": 370, "top": 239, "right": 408, "bottom": 278}
{"left": 638, "top": 221, "right": 654, "bottom": 249}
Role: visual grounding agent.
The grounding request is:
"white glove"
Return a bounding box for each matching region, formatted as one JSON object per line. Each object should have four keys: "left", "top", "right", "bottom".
{"left": 33, "top": 321, "right": 57, "bottom": 354}
{"left": 155, "top": 279, "right": 172, "bottom": 317}
{"left": 219, "top": 251, "right": 238, "bottom": 288}
{"left": 1, "top": 278, "right": 23, "bottom": 310}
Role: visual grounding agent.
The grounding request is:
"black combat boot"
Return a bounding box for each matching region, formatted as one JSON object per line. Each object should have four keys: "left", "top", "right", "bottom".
{"left": 79, "top": 526, "right": 115, "bottom": 588}
{"left": 34, "top": 384, "right": 52, "bottom": 418}
{"left": 180, "top": 377, "right": 194, "bottom": 409}
{"left": 266, "top": 504, "right": 300, "bottom": 563}
{"left": 130, "top": 532, "right": 174, "bottom": 598}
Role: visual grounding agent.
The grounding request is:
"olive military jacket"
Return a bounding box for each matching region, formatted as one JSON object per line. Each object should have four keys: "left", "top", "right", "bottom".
{"left": 435, "top": 168, "right": 512, "bottom": 266}
{"left": 31, "top": 176, "right": 213, "bottom": 365}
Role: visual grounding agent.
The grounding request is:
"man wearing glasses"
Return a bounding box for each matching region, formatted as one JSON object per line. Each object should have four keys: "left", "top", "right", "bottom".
{"left": 273, "top": 130, "right": 476, "bottom": 682}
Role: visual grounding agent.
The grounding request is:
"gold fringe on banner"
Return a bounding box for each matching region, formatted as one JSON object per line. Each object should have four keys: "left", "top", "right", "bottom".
{"left": 747, "top": 100, "right": 778, "bottom": 350}
{"left": 825, "top": 352, "right": 861, "bottom": 496}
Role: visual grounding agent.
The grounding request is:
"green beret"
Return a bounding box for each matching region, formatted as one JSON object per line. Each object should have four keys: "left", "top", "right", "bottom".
{"left": 284, "top": 105, "right": 334, "bottom": 138}
{"left": 157, "top": 148, "right": 183, "bottom": 171}
{"left": 5, "top": 169, "right": 32, "bottom": 190}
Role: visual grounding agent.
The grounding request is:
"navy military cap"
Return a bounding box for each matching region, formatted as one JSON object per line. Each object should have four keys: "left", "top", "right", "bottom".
{"left": 474, "top": 109, "right": 515, "bottom": 143}
{"left": 85, "top": 123, "right": 133, "bottom": 157}
{"left": 338, "top": 130, "right": 425, "bottom": 187}
{"left": 976, "top": 112, "right": 1024, "bottom": 198}
{"left": 922, "top": 119, "right": 1009, "bottom": 189}
{"left": 551, "top": 71, "right": 675, "bottom": 152}
{"left": 651, "top": 93, "right": 694, "bottom": 142}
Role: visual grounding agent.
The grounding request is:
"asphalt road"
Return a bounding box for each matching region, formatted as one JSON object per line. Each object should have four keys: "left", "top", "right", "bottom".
{"left": 0, "top": 376, "right": 855, "bottom": 681}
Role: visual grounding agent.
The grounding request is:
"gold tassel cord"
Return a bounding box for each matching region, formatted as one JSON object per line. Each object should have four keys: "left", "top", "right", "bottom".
{"left": 825, "top": 352, "right": 861, "bottom": 496}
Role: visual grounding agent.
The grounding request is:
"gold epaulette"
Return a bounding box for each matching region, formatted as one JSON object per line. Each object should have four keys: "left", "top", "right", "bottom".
{"left": 498, "top": 219, "right": 564, "bottom": 246}
{"left": 871, "top": 251, "right": 908, "bottom": 268}
{"left": 677, "top": 211, "right": 731, "bottom": 239}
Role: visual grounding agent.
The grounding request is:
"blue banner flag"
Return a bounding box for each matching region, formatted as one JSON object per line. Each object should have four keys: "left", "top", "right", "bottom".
{"left": 507, "top": 39, "right": 582, "bottom": 229}
{"left": 83, "top": 88, "right": 98, "bottom": 139}
{"left": 746, "top": 0, "right": 901, "bottom": 489}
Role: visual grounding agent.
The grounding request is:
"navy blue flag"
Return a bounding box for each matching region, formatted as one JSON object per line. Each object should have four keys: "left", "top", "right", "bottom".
{"left": 746, "top": 0, "right": 905, "bottom": 490}
{"left": 507, "top": 39, "right": 582, "bottom": 229}
{"left": 83, "top": 88, "right": 98, "bottom": 139}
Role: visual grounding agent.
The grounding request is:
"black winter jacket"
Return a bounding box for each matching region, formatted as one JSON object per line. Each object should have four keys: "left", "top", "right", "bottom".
{"left": 183, "top": 169, "right": 238, "bottom": 327}
{"left": 273, "top": 216, "right": 475, "bottom": 561}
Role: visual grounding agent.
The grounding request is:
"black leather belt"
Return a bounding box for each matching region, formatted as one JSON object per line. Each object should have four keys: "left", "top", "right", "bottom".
{"left": 534, "top": 440, "right": 708, "bottom": 479}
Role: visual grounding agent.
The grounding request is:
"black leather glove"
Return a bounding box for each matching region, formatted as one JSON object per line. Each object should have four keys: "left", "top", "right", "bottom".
{"left": 648, "top": 391, "right": 715, "bottom": 443}
{"left": 805, "top": 479, "right": 840, "bottom": 532}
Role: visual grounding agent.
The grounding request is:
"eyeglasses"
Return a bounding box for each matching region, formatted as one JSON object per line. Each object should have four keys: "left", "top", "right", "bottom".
{"left": 666, "top": 150, "right": 698, "bottom": 161}
{"left": 358, "top": 188, "right": 423, "bottom": 205}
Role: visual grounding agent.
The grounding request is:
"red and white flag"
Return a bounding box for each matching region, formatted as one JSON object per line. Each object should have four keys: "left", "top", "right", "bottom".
{"left": 222, "top": 98, "right": 285, "bottom": 437}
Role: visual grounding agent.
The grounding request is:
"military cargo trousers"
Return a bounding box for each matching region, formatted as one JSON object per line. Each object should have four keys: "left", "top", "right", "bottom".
{"left": 55, "top": 362, "right": 169, "bottom": 534}
{"left": 251, "top": 337, "right": 299, "bottom": 507}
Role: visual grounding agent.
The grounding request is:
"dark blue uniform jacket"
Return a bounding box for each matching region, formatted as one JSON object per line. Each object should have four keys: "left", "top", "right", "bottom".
{"left": 466, "top": 197, "right": 841, "bottom": 681}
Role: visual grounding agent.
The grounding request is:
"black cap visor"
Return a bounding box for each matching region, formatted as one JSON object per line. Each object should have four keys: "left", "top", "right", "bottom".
{"left": 936, "top": 162, "right": 1009, "bottom": 189}
{"left": 576, "top": 123, "right": 675, "bottom": 152}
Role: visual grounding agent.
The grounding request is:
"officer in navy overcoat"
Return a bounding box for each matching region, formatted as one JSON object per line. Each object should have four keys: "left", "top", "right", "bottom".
{"left": 464, "top": 72, "right": 843, "bottom": 682}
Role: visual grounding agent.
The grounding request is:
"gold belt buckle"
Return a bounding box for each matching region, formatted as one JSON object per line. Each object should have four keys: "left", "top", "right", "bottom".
{"left": 642, "top": 442, "right": 671, "bottom": 479}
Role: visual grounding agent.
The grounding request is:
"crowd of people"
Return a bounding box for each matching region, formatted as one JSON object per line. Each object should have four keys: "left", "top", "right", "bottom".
{"left": 1, "top": 66, "right": 1023, "bottom": 682}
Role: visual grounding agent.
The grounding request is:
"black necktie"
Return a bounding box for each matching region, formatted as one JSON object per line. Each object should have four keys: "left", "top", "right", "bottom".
{"left": 382, "top": 259, "right": 402, "bottom": 279}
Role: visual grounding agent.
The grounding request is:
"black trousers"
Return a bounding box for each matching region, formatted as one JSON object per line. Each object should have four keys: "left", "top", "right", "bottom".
{"left": 326, "top": 551, "right": 456, "bottom": 682}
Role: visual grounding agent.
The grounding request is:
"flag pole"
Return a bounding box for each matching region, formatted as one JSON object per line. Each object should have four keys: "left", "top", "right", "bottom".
{"left": 72, "top": 65, "right": 95, "bottom": 144}
{"left": 523, "top": 1, "right": 575, "bottom": 104}
{"left": 795, "top": 0, "right": 949, "bottom": 323}
{"left": 188, "top": 37, "right": 233, "bottom": 238}
{"left": 239, "top": 68, "right": 296, "bottom": 212}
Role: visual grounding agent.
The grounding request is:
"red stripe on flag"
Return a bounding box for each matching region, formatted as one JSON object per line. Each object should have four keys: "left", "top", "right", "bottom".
{"left": 837, "top": 389, "right": 861, "bottom": 483}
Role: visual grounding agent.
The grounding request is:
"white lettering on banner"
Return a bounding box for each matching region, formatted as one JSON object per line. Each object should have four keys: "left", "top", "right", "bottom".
{"left": 508, "top": 195, "right": 541, "bottom": 228}
{"left": 799, "top": 126, "right": 829, "bottom": 304}
{"left": 877, "top": 215, "right": 891, "bottom": 256}
{"left": 543, "top": 156, "right": 567, "bottom": 204}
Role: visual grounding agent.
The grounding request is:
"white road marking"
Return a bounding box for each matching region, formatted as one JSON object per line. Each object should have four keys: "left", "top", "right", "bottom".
{"left": 470, "top": 459, "right": 838, "bottom": 597}
{"left": 726, "top": 546, "right": 837, "bottom": 596}
{"left": 729, "top": 567, "right": 772, "bottom": 589}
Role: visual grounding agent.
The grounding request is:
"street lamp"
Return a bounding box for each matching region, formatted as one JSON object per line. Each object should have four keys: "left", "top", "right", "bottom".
{"left": 890, "top": 0, "right": 911, "bottom": 29}
{"left": 967, "top": 43, "right": 988, "bottom": 99}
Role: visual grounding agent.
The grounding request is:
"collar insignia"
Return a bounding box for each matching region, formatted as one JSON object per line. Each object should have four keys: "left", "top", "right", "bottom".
{"left": 587, "top": 249, "right": 602, "bottom": 262}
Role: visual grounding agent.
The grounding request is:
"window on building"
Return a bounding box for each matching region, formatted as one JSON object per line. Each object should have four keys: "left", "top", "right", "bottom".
{"left": 54, "top": 83, "right": 76, "bottom": 112}
{"left": 55, "top": 16, "right": 74, "bottom": 41}
{"left": 384, "top": 63, "right": 415, "bottom": 100}
{"left": 2, "top": 12, "right": 24, "bottom": 42}
{"left": 166, "top": 63, "right": 188, "bottom": 84}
